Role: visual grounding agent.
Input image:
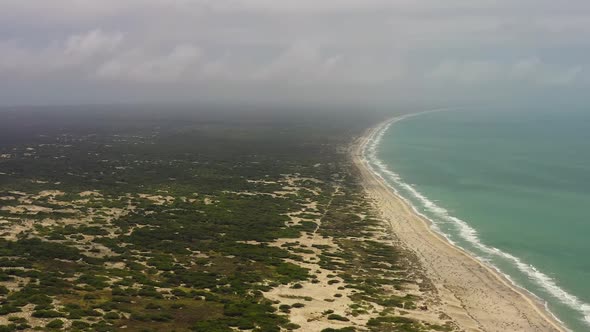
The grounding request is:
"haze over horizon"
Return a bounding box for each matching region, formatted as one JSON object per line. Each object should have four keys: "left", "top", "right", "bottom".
{"left": 1, "top": 0, "right": 589, "bottom": 109}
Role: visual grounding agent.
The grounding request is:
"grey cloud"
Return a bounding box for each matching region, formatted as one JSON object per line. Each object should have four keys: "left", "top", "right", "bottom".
{"left": 0, "top": 30, "right": 124, "bottom": 76}
{"left": 65, "top": 29, "right": 124, "bottom": 58}
{"left": 96, "top": 44, "right": 203, "bottom": 83}
{"left": 0, "top": 0, "right": 589, "bottom": 106}
{"left": 429, "top": 58, "right": 583, "bottom": 86}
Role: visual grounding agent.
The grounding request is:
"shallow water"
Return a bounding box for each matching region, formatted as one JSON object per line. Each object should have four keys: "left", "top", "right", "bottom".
{"left": 369, "top": 109, "right": 590, "bottom": 331}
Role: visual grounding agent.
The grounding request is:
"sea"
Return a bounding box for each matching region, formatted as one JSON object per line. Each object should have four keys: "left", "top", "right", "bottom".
{"left": 366, "top": 108, "right": 590, "bottom": 332}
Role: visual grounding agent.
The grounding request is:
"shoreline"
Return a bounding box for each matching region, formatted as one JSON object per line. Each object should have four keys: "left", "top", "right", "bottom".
{"left": 352, "top": 116, "right": 567, "bottom": 332}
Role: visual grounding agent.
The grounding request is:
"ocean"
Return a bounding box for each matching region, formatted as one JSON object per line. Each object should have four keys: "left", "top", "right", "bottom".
{"left": 367, "top": 109, "right": 590, "bottom": 331}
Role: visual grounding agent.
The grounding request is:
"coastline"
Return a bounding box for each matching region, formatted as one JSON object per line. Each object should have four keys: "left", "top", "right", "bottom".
{"left": 352, "top": 116, "right": 567, "bottom": 332}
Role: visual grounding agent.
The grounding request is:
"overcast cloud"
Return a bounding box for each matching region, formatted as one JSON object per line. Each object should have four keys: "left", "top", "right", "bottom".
{"left": 1, "top": 0, "right": 589, "bottom": 108}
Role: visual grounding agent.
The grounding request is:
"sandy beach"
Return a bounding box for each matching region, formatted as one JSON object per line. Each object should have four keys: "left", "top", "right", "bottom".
{"left": 352, "top": 118, "right": 566, "bottom": 332}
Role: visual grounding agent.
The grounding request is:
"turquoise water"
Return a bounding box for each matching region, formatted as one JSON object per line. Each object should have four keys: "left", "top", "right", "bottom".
{"left": 368, "top": 109, "right": 590, "bottom": 331}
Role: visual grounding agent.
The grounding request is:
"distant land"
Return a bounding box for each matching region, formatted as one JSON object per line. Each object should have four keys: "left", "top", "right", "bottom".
{"left": 0, "top": 106, "right": 437, "bottom": 332}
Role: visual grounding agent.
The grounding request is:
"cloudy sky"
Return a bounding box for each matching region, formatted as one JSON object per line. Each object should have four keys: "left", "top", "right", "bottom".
{"left": 1, "top": 0, "right": 589, "bottom": 108}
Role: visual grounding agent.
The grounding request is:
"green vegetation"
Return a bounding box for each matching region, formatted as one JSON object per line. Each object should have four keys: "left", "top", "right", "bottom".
{"left": 0, "top": 109, "right": 450, "bottom": 331}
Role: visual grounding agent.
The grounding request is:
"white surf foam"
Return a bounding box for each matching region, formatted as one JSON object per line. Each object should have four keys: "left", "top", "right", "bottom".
{"left": 362, "top": 113, "right": 590, "bottom": 328}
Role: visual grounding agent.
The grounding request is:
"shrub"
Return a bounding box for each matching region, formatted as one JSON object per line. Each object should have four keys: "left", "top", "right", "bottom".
{"left": 0, "top": 325, "right": 16, "bottom": 332}
{"left": 32, "top": 310, "right": 64, "bottom": 318}
{"left": 71, "top": 321, "right": 90, "bottom": 329}
{"left": 145, "top": 302, "right": 162, "bottom": 310}
{"left": 46, "top": 319, "right": 64, "bottom": 329}
{"left": 284, "top": 323, "right": 301, "bottom": 330}
{"left": 327, "top": 314, "right": 349, "bottom": 322}
{"left": 170, "top": 303, "right": 184, "bottom": 309}
{"left": 103, "top": 312, "right": 120, "bottom": 320}
{"left": 321, "top": 328, "right": 355, "bottom": 332}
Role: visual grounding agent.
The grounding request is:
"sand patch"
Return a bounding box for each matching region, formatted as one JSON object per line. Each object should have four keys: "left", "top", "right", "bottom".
{"left": 1, "top": 205, "right": 53, "bottom": 214}
{"left": 138, "top": 194, "right": 174, "bottom": 205}
{"left": 37, "top": 190, "right": 65, "bottom": 197}
{"left": 80, "top": 190, "right": 103, "bottom": 197}
{"left": 246, "top": 180, "right": 278, "bottom": 185}
{"left": 265, "top": 233, "right": 369, "bottom": 331}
